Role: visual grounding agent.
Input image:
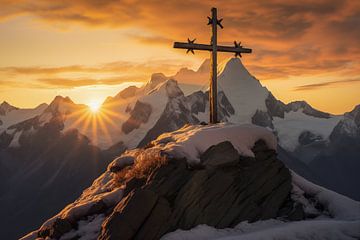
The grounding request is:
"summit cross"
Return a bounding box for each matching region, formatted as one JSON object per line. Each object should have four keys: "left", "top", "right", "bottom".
{"left": 174, "top": 7, "right": 252, "bottom": 124}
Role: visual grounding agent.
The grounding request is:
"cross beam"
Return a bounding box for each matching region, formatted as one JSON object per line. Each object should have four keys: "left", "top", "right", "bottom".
{"left": 173, "top": 42, "right": 252, "bottom": 55}
{"left": 173, "top": 7, "right": 252, "bottom": 124}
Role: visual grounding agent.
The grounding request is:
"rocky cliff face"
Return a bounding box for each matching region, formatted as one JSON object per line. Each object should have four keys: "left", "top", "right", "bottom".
{"left": 99, "top": 141, "right": 293, "bottom": 240}
{"left": 26, "top": 139, "right": 307, "bottom": 240}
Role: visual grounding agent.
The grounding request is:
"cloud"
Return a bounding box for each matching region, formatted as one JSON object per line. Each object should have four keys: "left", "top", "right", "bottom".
{"left": 127, "top": 33, "right": 173, "bottom": 46}
{"left": 0, "top": 59, "right": 188, "bottom": 76}
{"left": 293, "top": 78, "right": 360, "bottom": 91}
{"left": 0, "top": 0, "right": 359, "bottom": 85}
{"left": 36, "top": 76, "right": 140, "bottom": 88}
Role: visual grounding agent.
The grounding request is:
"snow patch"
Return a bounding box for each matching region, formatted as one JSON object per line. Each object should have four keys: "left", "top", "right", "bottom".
{"left": 8, "top": 131, "right": 22, "bottom": 148}
{"left": 162, "top": 219, "right": 360, "bottom": 240}
{"left": 0, "top": 104, "right": 47, "bottom": 133}
{"left": 151, "top": 123, "right": 277, "bottom": 163}
{"left": 273, "top": 111, "right": 341, "bottom": 151}
{"left": 291, "top": 172, "right": 360, "bottom": 220}
{"left": 60, "top": 214, "right": 105, "bottom": 240}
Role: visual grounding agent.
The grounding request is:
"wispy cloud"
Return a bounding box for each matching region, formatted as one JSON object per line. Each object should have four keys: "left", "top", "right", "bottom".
{"left": 0, "top": 59, "right": 186, "bottom": 75}
{"left": 294, "top": 78, "right": 360, "bottom": 91}
{"left": 36, "top": 76, "right": 143, "bottom": 88}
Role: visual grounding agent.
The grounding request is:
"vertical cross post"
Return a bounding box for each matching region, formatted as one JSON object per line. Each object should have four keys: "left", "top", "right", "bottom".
{"left": 173, "top": 7, "right": 252, "bottom": 124}
{"left": 210, "top": 7, "right": 218, "bottom": 124}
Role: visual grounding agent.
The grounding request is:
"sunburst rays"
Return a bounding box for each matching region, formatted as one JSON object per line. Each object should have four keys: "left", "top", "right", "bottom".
{"left": 63, "top": 99, "right": 130, "bottom": 148}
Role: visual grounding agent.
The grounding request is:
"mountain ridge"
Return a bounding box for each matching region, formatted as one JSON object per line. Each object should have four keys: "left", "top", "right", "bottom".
{"left": 1, "top": 57, "right": 359, "bottom": 239}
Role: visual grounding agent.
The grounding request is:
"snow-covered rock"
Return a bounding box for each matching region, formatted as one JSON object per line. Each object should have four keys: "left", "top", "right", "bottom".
{"left": 22, "top": 123, "right": 360, "bottom": 240}
{"left": 0, "top": 102, "right": 47, "bottom": 133}
{"left": 150, "top": 123, "right": 277, "bottom": 163}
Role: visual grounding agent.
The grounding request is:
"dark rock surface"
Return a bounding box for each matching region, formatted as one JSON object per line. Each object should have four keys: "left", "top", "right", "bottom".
{"left": 138, "top": 96, "right": 199, "bottom": 147}
{"left": 122, "top": 100, "right": 152, "bottom": 134}
{"left": 0, "top": 118, "right": 122, "bottom": 239}
{"left": 252, "top": 110, "right": 274, "bottom": 128}
{"left": 285, "top": 101, "right": 330, "bottom": 119}
{"left": 265, "top": 93, "right": 286, "bottom": 118}
{"left": 298, "top": 130, "right": 323, "bottom": 145}
{"left": 99, "top": 140, "right": 293, "bottom": 240}
{"left": 308, "top": 105, "right": 360, "bottom": 200}
{"left": 186, "top": 90, "right": 235, "bottom": 121}
{"left": 264, "top": 92, "right": 330, "bottom": 120}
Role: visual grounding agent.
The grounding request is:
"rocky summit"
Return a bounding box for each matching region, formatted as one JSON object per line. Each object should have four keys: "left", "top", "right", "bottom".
{"left": 33, "top": 140, "right": 300, "bottom": 240}
{"left": 99, "top": 141, "right": 294, "bottom": 240}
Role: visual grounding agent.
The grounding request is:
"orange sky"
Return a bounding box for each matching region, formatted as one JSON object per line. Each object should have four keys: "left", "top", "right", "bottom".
{"left": 0, "top": 0, "right": 359, "bottom": 114}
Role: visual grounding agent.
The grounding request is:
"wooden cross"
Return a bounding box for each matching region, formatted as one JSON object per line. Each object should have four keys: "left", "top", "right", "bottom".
{"left": 174, "top": 7, "right": 252, "bottom": 124}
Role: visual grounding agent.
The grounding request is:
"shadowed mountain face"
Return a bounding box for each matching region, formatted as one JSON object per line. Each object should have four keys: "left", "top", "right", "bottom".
{"left": 309, "top": 105, "right": 360, "bottom": 200}
{"left": 0, "top": 58, "right": 359, "bottom": 239}
{"left": 0, "top": 101, "right": 125, "bottom": 239}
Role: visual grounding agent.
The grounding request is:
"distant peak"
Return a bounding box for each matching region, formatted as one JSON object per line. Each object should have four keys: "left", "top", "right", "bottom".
{"left": 197, "top": 59, "right": 210, "bottom": 73}
{"left": 52, "top": 95, "right": 74, "bottom": 104}
{"left": 143, "top": 72, "right": 168, "bottom": 92}
{"left": 1, "top": 101, "right": 10, "bottom": 107}
{"left": 0, "top": 101, "right": 18, "bottom": 115}
{"left": 46, "top": 96, "right": 76, "bottom": 114}
{"left": 115, "top": 85, "right": 139, "bottom": 99}
{"left": 150, "top": 72, "right": 167, "bottom": 84}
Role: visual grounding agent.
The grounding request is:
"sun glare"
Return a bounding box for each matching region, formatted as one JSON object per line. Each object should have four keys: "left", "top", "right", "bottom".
{"left": 88, "top": 100, "right": 102, "bottom": 113}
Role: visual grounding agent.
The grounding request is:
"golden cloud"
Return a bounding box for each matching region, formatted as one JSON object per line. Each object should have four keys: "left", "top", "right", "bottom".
{"left": 294, "top": 78, "right": 360, "bottom": 91}
{"left": 0, "top": 0, "right": 359, "bottom": 86}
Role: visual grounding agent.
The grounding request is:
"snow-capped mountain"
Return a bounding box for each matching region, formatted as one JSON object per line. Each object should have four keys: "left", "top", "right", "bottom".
{"left": 0, "top": 58, "right": 342, "bottom": 156}
{"left": 0, "top": 102, "right": 47, "bottom": 140}
{"left": 1, "top": 57, "right": 359, "bottom": 239}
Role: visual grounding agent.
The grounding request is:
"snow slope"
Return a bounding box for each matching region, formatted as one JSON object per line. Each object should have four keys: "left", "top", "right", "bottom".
{"left": 217, "top": 58, "right": 269, "bottom": 123}
{"left": 273, "top": 111, "right": 342, "bottom": 151}
{"left": 0, "top": 103, "right": 47, "bottom": 133}
{"left": 162, "top": 219, "right": 360, "bottom": 240}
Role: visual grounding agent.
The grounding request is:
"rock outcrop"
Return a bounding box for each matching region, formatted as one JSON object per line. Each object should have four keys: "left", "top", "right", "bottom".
{"left": 31, "top": 139, "right": 297, "bottom": 240}
{"left": 99, "top": 140, "right": 293, "bottom": 240}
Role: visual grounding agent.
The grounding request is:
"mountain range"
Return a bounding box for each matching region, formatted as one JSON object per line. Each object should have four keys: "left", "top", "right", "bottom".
{"left": 1, "top": 58, "right": 359, "bottom": 239}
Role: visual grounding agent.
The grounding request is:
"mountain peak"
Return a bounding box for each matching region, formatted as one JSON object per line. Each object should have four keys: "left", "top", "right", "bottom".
{"left": 0, "top": 101, "right": 18, "bottom": 115}
{"left": 218, "top": 57, "right": 248, "bottom": 77}
{"left": 52, "top": 95, "right": 74, "bottom": 104}
{"left": 46, "top": 95, "right": 76, "bottom": 115}
{"left": 149, "top": 72, "right": 167, "bottom": 87}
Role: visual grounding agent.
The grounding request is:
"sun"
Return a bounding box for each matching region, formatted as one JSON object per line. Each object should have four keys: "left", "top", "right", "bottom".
{"left": 88, "top": 100, "right": 102, "bottom": 113}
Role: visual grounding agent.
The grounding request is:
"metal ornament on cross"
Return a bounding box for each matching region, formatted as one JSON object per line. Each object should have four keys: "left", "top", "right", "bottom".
{"left": 173, "top": 7, "right": 252, "bottom": 124}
